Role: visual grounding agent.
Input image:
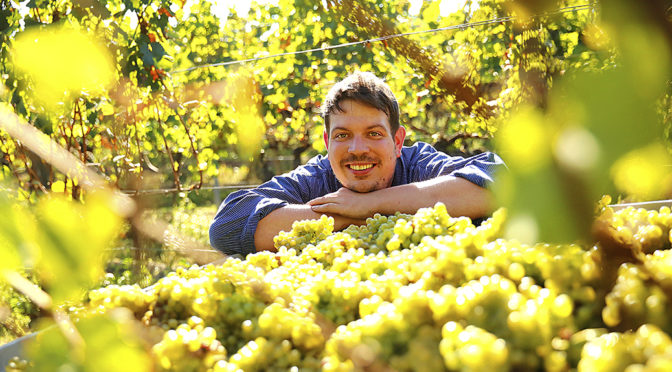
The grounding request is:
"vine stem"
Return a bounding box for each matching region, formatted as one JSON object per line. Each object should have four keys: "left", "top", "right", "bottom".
{"left": 12, "top": 138, "right": 48, "bottom": 193}
{"left": 0, "top": 134, "right": 28, "bottom": 195}
{"left": 154, "top": 101, "right": 182, "bottom": 191}
{"left": 444, "top": 132, "right": 491, "bottom": 146}
{"left": 131, "top": 102, "right": 145, "bottom": 195}
{"left": 159, "top": 78, "right": 203, "bottom": 190}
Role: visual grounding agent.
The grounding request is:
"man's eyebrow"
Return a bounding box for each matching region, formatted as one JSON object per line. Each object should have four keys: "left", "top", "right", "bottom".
{"left": 331, "top": 124, "right": 389, "bottom": 133}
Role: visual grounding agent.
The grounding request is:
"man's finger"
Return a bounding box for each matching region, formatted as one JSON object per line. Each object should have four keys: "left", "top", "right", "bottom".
{"left": 309, "top": 195, "right": 335, "bottom": 206}
{"left": 311, "top": 203, "right": 339, "bottom": 213}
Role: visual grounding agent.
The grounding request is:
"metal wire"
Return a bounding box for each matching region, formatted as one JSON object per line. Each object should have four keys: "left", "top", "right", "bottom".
{"left": 119, "top": 184, "right": 259, "bottom": 195}
{"left": 169, "top": 3, "right": 595, "bottom": 75}
{"left": 106, "top": 247, "right": 221, "bottom": 253}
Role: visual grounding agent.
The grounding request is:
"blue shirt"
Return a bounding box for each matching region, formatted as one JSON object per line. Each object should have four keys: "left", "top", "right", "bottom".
{"left": 209, "top": 142, "right": 505, "bottom": 256}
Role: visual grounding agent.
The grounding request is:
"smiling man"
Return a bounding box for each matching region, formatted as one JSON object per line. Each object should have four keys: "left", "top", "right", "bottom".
{"left": 209, "top": 71, "right": 505, "bottom": 255}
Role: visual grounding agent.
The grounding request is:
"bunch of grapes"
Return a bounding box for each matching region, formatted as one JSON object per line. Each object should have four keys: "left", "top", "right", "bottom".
{"left": 602, "top": 263, "right": 670, "bottom": 332}
{"left": 273, "top": 215, "right": 334, "bottom": 251}
{"left": 216, "top": 337, "right": 322, "bottom": 372}
{"left": 594, "top": 204, "right": 672, "bottom": 258}
{"left": 577, "top": 324, "right": 672, "bottom": 371}
{"left": 255, "top": 303, "right": 325, "bottom": 350}
{"left": 439, "top": 321, "right": 509, "bottom": 372}
{"left": 643, "top": 249, "right": 672, "bottom": 292}
{"left": 87, "top": 284, "right": 153, "bottom": 318}
{"left": 302, "top": 269, "right": 372, "bottom": 325}
{"left": 152, "top": 317, "right": 227, "bottom": 371}
{"left": 323, "top": 297, "right": 443, "bottom": 372}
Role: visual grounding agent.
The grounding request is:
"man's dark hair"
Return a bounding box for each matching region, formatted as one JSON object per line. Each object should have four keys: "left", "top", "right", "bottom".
{"left": 321, "top": 71, "right": 400, "bottom": 134}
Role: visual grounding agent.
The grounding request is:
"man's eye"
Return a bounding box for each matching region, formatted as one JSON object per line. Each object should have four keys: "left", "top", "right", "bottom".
{"left": 334, "top": 133, "right": 347, "bottom": 139}
{"left": 369, "top": 132, "right": 382, "bottom": 137}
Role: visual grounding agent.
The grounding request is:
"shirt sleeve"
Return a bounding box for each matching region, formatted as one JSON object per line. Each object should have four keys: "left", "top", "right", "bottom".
{"left": 410, "top": 143, "right": 506, "bottom": 187}
{"left": 209, "top": 161, "right": 333, "bottom": 256}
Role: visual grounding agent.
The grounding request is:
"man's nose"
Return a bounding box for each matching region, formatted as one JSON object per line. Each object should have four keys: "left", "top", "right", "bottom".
{"left": 348, "top": 136, "right": 369, "bottom": 153}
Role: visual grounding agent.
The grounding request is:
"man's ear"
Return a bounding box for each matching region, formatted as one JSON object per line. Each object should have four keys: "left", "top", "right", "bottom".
{"left": 394, "top": 126, "right": 406, "bottom": 157}
{"left": 323, "top": 130, "right": 329, "bottom": 150}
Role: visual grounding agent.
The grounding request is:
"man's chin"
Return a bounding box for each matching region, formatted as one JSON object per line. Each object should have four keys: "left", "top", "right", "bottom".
{"left": 345, "top": 182, "right": 380, "bottom": 193}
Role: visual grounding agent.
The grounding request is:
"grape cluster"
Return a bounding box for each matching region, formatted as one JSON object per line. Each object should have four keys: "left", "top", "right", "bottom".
{"left": 152, "top": 317, "right": 227, "bottom": 371}
{"left": 602, "top": 263, "right": 670, "bottom": 332}
{"left": 88, "top": 284, "right": 153, "bottom": 318}
{"left": 15, "top": 201, "right": 670, "bottom": 371}
{"left": 594, "top": 204, "right": 672, "bottom": 256}
{"left": 643, "top": 249, "right": 672, "bottom": 292}
{"left": 577, "top": 324, "right": 672, "bottom": 371}
{"left": 274, "top": 215, "right": 334, "bottom": 251}
{"left": 439, "top": 322, "right": 509, "bottom": 372}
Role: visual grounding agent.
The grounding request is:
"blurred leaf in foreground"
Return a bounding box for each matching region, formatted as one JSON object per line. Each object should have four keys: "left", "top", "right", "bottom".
{"left": 494, "top": 2, "right": 672, "bottom": 244}
{"left": 0, "top": 190, "right": 123, "bottom": 303}
{"left": 11, "top": 25, "right": 114, "bottom": 108}
{"left": 495, "top": 106, "right": 583, "bottom": 244}
{"left": 27, "top": 310, "right": 151, "bottom": 372}
{"left": 33, "top": 192, "right": 122, "bottom": 303}
{"left": 0, "top": 193, "right": 37, "bottom": 272}
{"left": 228, "top": 70, "right": 265, "bottom": 161}
{"left": 611, "top": 143, "right": 672, "bottom": 201}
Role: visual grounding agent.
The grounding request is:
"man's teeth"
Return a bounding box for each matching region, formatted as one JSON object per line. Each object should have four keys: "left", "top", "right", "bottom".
{"left": 350, "top": 164, "right": 373, "bottom": 171}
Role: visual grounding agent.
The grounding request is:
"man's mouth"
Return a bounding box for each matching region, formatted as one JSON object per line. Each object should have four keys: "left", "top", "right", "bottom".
{"left": 348, "top": 163, "right": 375, "bottom": 171}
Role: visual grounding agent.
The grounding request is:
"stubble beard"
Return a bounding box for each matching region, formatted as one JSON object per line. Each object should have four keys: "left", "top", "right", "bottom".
{"left": 345, "top": 174, "right": 392, "bottom": 193}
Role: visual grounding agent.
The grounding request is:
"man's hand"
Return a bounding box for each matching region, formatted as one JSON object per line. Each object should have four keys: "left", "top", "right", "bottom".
{"left": 309, "top": 187, "right": 379, "bottom": 219}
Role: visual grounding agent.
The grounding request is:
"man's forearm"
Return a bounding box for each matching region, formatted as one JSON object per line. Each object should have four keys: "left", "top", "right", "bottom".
{"left": 372, "top": 175, "right": 494, "bottom": 218}
{"left": 253, "top": 204, "right": 364, "bottom": 252}
{"left": 310, "top": 175, "right": 495, "bottom": 220}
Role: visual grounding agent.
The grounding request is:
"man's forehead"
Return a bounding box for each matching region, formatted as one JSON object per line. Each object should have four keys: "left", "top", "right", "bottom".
{"left": 328, "top": 100, "right": 391, "bottom": 133}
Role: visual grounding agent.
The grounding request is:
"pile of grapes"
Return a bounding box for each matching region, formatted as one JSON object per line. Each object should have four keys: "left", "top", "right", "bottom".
{"left": 14, "top": 202, "right": 672, "bottom": 371}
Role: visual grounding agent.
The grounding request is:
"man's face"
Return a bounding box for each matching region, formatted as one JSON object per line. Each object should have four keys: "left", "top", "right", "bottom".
{"left": 324, "top": 99, "right": 405, "bottom": 193}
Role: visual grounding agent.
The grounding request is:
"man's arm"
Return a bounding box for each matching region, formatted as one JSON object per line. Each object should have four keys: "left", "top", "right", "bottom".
{"left": 254, "top": 204, "right": 365, "bottom": 252}
{"left": 210, "top": 155, "right": 347, "bottom": 256}
{"left": 309, "top": 174, "right": 494, "bottom": 220}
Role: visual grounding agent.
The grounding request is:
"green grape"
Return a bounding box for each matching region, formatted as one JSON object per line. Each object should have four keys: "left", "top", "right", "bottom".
{"left": 5, "top": 356, "right": 30, "bottom": 372}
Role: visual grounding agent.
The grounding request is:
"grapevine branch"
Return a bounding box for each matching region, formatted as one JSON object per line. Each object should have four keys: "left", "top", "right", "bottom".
{"left": 443, "top": 132, "right": 491, "bottom": 147}
{"left": 0, "top": 134, "right": 27, "bottom": 193}
{"left": 405, "top": 122, "right": 432, "bottom": 136}
{"left": 154, "top": 101, "right": 182, "bottom": 191}
{"left": 13, "top": 139, "right": 48, "bottom": 194}
{"left": 131, "top": 103, "right": 145, "bottom": 195}
{"left": 159, "top": 78, "right": 203, "bottom": 190}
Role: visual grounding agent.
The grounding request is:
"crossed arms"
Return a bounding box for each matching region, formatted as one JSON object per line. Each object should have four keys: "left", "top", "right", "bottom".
{"left": 253, "top": 174, "right": 493, "bottom": 252}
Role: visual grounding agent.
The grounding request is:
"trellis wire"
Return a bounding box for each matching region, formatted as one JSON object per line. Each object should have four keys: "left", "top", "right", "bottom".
{"left": 119, "top": 184, "right": 259, "bottom": 195}
{"left": 106, "top": 247, "right": 221, "bottom": 253}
